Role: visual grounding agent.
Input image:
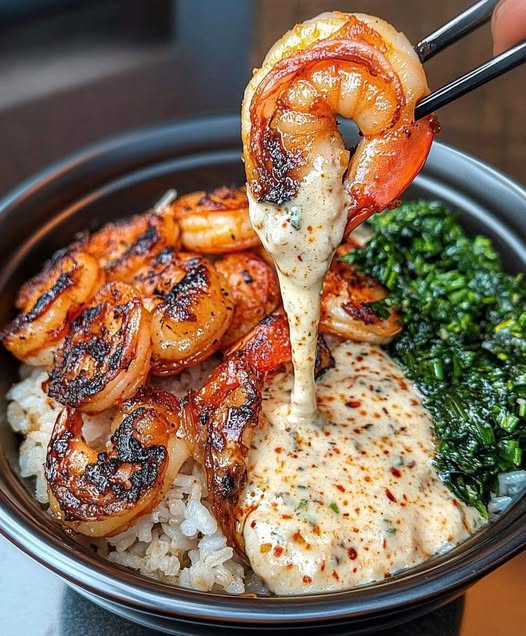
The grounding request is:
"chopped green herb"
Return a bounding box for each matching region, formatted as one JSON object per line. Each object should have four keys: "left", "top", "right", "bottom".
{"left": 329, "top": 502, "right": 340, "bottom": 514}
{"left": 289, "top": 207, "right": 302, "bottom": 230}
{"left": 297, "top": 499, "right": 308, "bottom": 509}
{"left": 346, "top": 200, "right": 526, "bottom": 516}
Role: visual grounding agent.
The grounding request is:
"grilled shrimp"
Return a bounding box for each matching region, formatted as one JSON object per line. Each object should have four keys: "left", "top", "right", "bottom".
{"left": 171, "top": 186, "right": 260, "bottom": 254}
{"left": 83, "top": 209, "right": 180, "bottom": 283}
{"left": 186, "top": 312, "right": 334, "bottom": 556}
{"left": 215, "top": 252, "right": 281, "bottom": 349}
{"left": 2, "top": 250, "right": 104, "bottom": 367}
{"left": 241, "top": 12, "right": 436, "bottom": 425}
{"left": 186, "top": 313, "right": 290, "bottom": 555}
{"left": 133, "top": 248, "right": 233, "bottom": 375}
{"left": 45, "top": 282, "right": 152, "bottom": 413}
{"left": 46, "top": 387, "right": 191, "bottom": 537}
{"left": 242, "top": 11, "right": 437, "bottom": 231}
{"left": 320, "top": 249, "right": 401, "bottom": 344}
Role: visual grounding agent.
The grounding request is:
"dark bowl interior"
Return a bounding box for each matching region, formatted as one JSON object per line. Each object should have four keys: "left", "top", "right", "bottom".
{"left": 0, "top": 115, "right": 525, "bottom": 635}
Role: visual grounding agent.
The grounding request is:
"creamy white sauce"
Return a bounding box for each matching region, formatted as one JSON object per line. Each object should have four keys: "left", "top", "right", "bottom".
{"left": 248, "top": 140, "right": 348, "bottom": 425}
{"left": 240, "top": 341, "right": 484, "bottom": 594}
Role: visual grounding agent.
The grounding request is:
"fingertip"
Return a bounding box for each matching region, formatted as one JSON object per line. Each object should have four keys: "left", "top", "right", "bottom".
{"left": 492, "top": 0, "right": 526, "bottom": 55}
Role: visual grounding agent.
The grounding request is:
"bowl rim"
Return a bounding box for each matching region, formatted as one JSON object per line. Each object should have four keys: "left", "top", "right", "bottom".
{"left": 0, "top": 114, "right": 525, "bottom": 625}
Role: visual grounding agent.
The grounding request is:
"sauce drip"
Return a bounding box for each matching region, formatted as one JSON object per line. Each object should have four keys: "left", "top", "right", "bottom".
{"left": 248, "top": 138, "right": 348, "bottom": 425}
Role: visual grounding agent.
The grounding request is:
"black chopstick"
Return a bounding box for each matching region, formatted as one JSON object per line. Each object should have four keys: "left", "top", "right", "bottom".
{"left": 415, "top": 40, "right": 526, "bottom": 120}
{"left": 415, "top": 0, "right": 498, "bottom": 62}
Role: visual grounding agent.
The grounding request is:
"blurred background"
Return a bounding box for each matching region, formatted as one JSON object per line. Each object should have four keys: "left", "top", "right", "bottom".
{"left": 0, "top": 0, "right": 525, "bottom": 197}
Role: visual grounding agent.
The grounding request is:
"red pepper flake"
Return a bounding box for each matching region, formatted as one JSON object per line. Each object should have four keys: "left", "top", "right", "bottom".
{"left": 293, "top": 531, "right": 309, "bottom": 547}
{"left": 348, "top": 548, "right": 358, "bottom": 560}
{"left": 356, "top": 355, "right": 364, "bottom": 362}
{"left": 335, "top": 484, "right": 346, "bottom": 493}
{"left": 321, "top": 560, "right": 326, "bottom": 572}
{"left": 391, "top": 467, "right": 402, "bottom": 478}
{"left": 282, "top": 514, "right": 292, "bottom": 520}
{"left": 250, "top": 520, "right": 257, "bottom": 529}
{"left": 385, "top": 488, "right": 397, "bottom": 503}
{"left": 275, "top": 447, "right": 283, "bottom": 454}
{"left": 364, "top": 475, "right": 371, "bottom": 483}
{"left": 332, "top": 570, "right": 340, "bottom": 581}
{"left": 273, "top": 546, "right": 284, "bottom": 557}
{"left": 303, "top": 575, "right": 312, "bottom": 584}
{"left": 345, "top": 400, "right": 361, "bottom": 408}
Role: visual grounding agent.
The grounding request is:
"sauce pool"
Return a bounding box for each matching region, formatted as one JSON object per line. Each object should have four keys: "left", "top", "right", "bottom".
{"left": 239, "top": 341, "right": 484, "bottom": 594}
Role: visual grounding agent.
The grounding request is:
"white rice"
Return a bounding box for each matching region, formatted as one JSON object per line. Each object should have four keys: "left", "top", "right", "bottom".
{"left": 6, "top": 362, "right": 247, "bottom": 594}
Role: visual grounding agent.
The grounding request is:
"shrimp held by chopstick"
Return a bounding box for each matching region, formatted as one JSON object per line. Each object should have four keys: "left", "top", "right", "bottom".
{"left": 242, "top": 11, "right": 437, "bottom": 233}
{"left": 241, "top": 12, "right": 436, "bottom": 425}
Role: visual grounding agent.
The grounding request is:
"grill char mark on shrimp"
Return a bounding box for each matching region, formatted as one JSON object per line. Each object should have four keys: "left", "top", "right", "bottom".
{"left": 320, "top": 248, "right": 401, "bottom": 344}
{"left": 82, "top": 209, "right": 180, "bottom": 284}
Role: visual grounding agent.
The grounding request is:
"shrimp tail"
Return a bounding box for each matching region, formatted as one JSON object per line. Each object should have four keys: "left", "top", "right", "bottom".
{"left": 344, "top": 114, "right": 439, "bottom": 234}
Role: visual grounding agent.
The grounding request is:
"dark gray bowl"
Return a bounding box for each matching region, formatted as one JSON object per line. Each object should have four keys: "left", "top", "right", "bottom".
{"left": 0, "top": 115, "right": 524, "bottom": 635}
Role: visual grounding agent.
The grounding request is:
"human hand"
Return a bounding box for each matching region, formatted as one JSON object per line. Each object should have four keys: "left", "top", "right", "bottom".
{"left": 492, "top": 0, "right": 526, "bottom": 54}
